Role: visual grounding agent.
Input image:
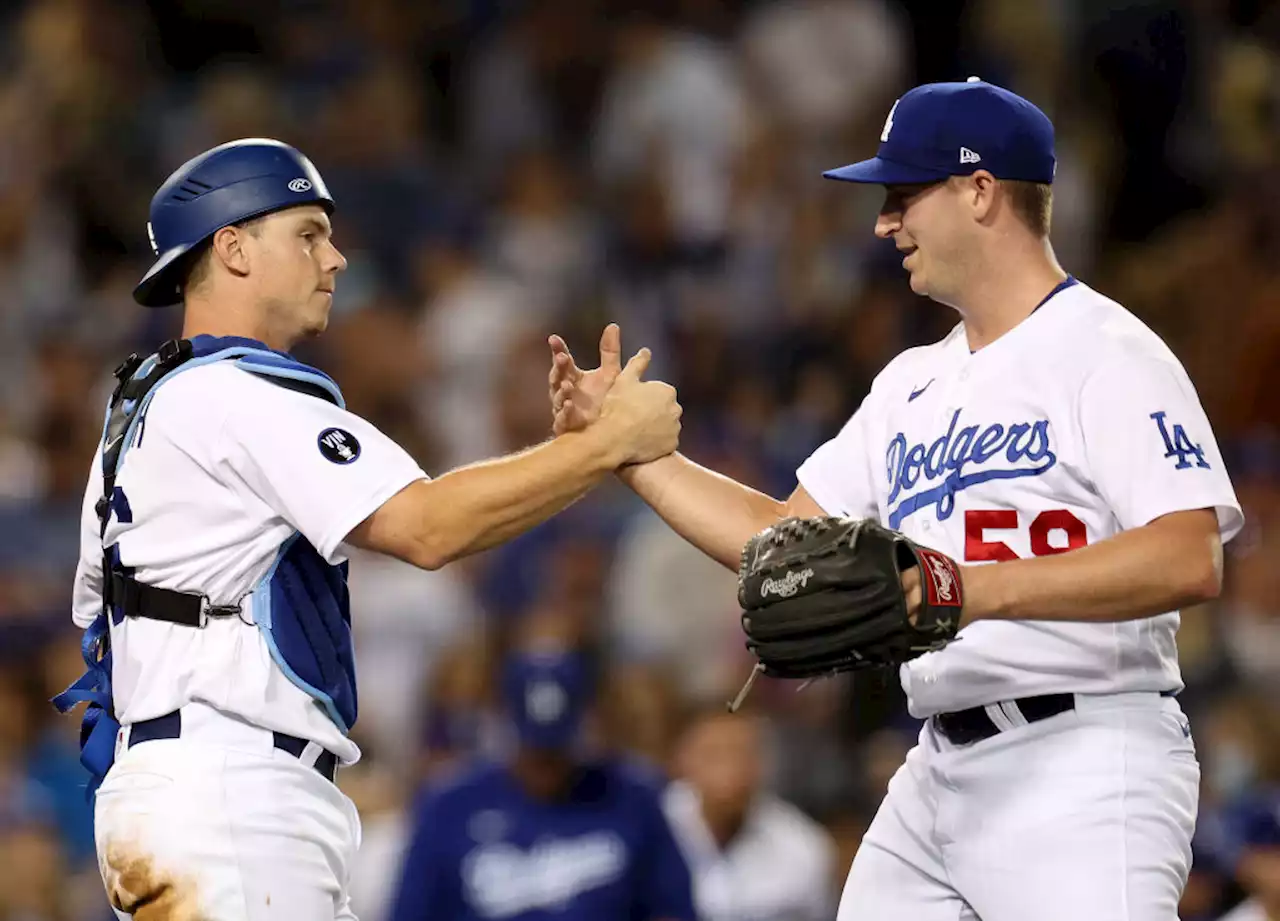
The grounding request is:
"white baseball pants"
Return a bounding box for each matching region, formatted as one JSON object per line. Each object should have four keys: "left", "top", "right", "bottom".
{"left": 93, "top": 702, "right": 361, "bottom": 920}
{"left": 837, "top": 691, "right": 1199, "bottom": 921}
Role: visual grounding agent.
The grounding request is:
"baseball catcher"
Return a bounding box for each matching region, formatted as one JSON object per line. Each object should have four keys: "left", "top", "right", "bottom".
{"left": 730, "top": 516, "right": 964, "bottom": 709}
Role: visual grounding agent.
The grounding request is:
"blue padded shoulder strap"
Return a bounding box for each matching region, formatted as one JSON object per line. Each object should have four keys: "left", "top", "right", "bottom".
{"left": 233, "top": 352, "right": 344, "bottom": 408}
{"left": 187, "top": 334, "right": 343, "bottom": 408}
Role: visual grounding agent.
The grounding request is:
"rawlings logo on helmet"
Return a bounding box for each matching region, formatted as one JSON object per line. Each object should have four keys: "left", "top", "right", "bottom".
{"left": 760, "top": 568, "right": 814, "bottom": 599}
{"left": 288, "top": 177, "right": 313, "bottom": 192}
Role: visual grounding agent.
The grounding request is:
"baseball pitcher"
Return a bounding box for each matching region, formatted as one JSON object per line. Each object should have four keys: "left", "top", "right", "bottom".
{"left": 548, "top": 79, "right": 1244, "bottom": 921}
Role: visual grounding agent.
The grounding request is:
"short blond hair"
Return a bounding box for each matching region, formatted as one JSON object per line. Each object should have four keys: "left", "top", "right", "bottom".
{"left": 1004, "top": 181, "right": 1053, "bottom": 237}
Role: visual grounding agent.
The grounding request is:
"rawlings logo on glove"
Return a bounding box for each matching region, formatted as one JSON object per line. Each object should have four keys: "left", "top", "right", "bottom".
{"left": 759, "top": 568, "right": 814, "bottom": 599}
{"left": 918, "top": 548, "right": 961, "bottom": 604}
{"left": 729, "top": 516, "right": 964, "bottom": 710}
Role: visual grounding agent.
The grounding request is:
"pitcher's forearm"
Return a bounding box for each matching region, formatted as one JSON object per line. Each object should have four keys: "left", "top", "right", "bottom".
{"left": 960, "top": 508, "right": 1223, "bottom": 627}
{"left": 617, "top": 453, "right": 786, "bottom": 570}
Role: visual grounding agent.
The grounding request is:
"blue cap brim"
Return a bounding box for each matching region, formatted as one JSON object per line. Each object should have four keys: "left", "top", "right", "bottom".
{"left": 514, "top": 720, "right": 582, "bottom": 751}
{"left": 822, "top": 157, "right": 952, "bottom": 185}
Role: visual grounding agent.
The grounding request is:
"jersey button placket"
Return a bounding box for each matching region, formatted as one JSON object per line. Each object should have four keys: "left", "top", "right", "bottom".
{"left": 935, "top": 361, "right": 971, "bottom": 426}
{"left": 929, "top": 364, "right": 971, "bottom": 558}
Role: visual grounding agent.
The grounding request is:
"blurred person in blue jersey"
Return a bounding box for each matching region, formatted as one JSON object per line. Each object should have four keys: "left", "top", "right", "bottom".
{"left": 385, "top": 622, "right": 696, "bottom": 921}
{"left": 1200, "top": 788, "right": 1280, "bottom": 921}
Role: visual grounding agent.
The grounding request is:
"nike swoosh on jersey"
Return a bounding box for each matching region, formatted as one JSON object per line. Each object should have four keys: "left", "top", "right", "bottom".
{"left": 908, "top": 380, "right": 934, "bottom": 402}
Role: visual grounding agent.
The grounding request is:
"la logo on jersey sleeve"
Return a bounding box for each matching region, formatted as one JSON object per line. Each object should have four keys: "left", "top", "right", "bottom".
{"left": 1149, "top": 412, "right": 1210, "bottom": 470}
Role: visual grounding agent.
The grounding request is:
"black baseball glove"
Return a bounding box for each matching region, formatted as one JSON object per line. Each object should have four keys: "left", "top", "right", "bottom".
{"left": 732, "top": 516, "right": 964, "bottom": 700}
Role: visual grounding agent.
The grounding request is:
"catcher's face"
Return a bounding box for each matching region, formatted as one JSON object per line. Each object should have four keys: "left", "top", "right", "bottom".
{"left": 875, "top": 178, "right": 977, "bottom": 307}
{"left": 246, "top": 205, "right": 347, "bottom": 342}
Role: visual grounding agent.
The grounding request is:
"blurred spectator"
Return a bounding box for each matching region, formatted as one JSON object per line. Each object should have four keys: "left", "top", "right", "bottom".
{"left": 413, "top": 229, "right": 546, "bottom": 469}
{"left": 483, "top": 147, "right": 600, "bottom": 312}
{"left": 462, "top": 0, "right": 609, "bottom": 186}
{"left": 343, "top": 735, "right": 415, "bottom": 921}
{"left": 1202, "top": 789, "right": 1280, "bottom": 921}
{"left": 26, "top": 632, "right": 97, "bottom": 866}
{"left": 346, "top": 547, "right": 481, "bottom": 771}
{"left": 593, "top": 6, "right": 751, "bottom": 247}
{"left": 417, "top": 627, "right": 504, "bottom": 784}
{"left": 663, "top": 705, "right": 839, "bottom": 921}
{"left": 160, "top": 62, "right": 290, "bottom": 165}
{"left": 1197, "top": 691, "right": 1280, "bottom": 813}
{"left": 1215, "top": 435, "right": 1280, "bottom": 695}
{"left": 0, "top": 815, "right": 74, "bottom": 921}
{"left": 316, "top": 61, "right": 446, "bottom": 295}
{"left": 738, "top": 0, "right": 907, "bottom": 145}
{"left": 387, "top": 612, "right": 697, "bottom": 921}
{"left": 606, "top": 506, "right": 741, "bottom": 704}
{"left": 598, "top": 659, "right": 686, "bottom": 772}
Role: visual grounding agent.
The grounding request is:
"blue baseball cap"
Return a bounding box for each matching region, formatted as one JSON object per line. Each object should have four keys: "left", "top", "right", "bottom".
{"left": 500, "top": 649, "right": 593, "bottom": 751}
{"left": 823, "top": 78, "right": 1055, "bottom": 186}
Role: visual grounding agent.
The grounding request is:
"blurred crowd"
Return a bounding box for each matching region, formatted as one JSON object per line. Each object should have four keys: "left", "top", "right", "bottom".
{"left": 0, "top": 0, "right": 1277, "bottom": 918}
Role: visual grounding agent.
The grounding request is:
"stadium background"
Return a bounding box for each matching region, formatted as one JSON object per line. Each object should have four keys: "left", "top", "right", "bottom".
{"left": 0, "top": 0, "right": 1277, "bottom": 918}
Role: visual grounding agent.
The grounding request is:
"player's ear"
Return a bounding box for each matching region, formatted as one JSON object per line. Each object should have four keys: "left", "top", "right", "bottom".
{"left": 968, "top": 170, "right": 998, "bottom": 223}
{"left": 210, "top": 225, "right": 251, "bottom": 279}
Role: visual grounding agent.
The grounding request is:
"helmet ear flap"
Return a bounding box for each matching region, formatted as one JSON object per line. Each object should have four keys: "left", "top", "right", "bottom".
{"left": 173, "top": 238, "right": 214, "bottom": 299}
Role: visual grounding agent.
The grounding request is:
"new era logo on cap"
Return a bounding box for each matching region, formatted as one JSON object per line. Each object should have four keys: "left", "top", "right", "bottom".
{"left": 822, "top": 77, "right": 1055, "bottom": 187}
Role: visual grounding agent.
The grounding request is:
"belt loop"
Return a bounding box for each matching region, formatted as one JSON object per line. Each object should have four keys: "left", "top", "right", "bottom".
{"left": 983, "top": 703, "right": 1016, "bottom": 733}
{"left": 999, "top": 700, "right": 1030, "bottom": 728}
{"left": 299, "top": 741, "right": 324, "bottom": 769}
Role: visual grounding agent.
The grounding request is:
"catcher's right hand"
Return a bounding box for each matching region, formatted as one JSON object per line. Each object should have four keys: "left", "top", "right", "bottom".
{"left": 734, "top": 516, "right": 964, "bottom": 691}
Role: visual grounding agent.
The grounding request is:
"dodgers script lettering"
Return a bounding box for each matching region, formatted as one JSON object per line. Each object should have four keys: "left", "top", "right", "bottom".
{"left": 886, "top": 409, "right": 1057, "bottom": 528}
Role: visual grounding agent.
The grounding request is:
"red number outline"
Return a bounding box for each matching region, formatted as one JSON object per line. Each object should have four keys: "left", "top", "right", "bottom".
{"left": 963, "top": 509, "right": 1087, "bottom": 561}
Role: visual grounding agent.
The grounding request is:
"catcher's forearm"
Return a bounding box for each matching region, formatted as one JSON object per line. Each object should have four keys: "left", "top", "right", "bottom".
{"left": 617, "top": 453, "right": 785, "bottom": 570}
{"left": 348, "top": 431, "right": 619, "bottom": 570}
{"left": 961, "top": 508, "right": 1222, "bottom": 626}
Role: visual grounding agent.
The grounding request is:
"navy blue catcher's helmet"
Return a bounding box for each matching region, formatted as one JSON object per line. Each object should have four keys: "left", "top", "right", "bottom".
{"left": 133, "top": 138, "right": 335, "bottom": 307}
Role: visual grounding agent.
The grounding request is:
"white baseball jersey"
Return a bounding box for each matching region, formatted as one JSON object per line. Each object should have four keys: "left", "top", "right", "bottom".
{"left": 662, "top": 780, "right": 837, "bottom": 921}
{"left": 797, "top": 279, "right": 1243, "bottom": 717}
{"left": 70, "top": 360, "right": 428, "bottom": 764}
{"left": 1217, "top": 899, "right": 1267, "bottom": 921}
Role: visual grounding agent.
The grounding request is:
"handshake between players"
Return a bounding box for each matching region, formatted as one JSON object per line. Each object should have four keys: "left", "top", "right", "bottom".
{"left": 560, "top": 330, "right": 683, "bottom": 468}
{"left": 547, "top": 322, "right": 946, "bottom": 702}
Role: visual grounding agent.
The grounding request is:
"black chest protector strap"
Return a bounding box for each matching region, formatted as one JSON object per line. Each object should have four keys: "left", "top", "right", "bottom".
{"left": 98, "top": 339, "right": 240, "bottom": 627}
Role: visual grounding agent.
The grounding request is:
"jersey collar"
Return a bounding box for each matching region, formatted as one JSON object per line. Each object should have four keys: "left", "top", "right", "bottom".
{"left": 966, "top": 274, "right": 1078, "bottom": 355}
{"left": 1033, "top": 274, "right": 1077, "bottom": 314}
{"left": 187, "top": 335, "right": 292, "bottom": 360}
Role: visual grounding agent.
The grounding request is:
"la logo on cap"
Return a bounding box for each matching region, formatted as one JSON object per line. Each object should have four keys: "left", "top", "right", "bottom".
{"left": 880, "top": 98, "right": 900, "bottom": 143}
{"left": 526, "top": 680, "right": 567, "bottom": 724}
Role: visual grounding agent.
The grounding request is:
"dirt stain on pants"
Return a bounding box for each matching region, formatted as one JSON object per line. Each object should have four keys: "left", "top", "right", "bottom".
{"left": 103, "top": 843, "right": 202, "bottom": 921}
